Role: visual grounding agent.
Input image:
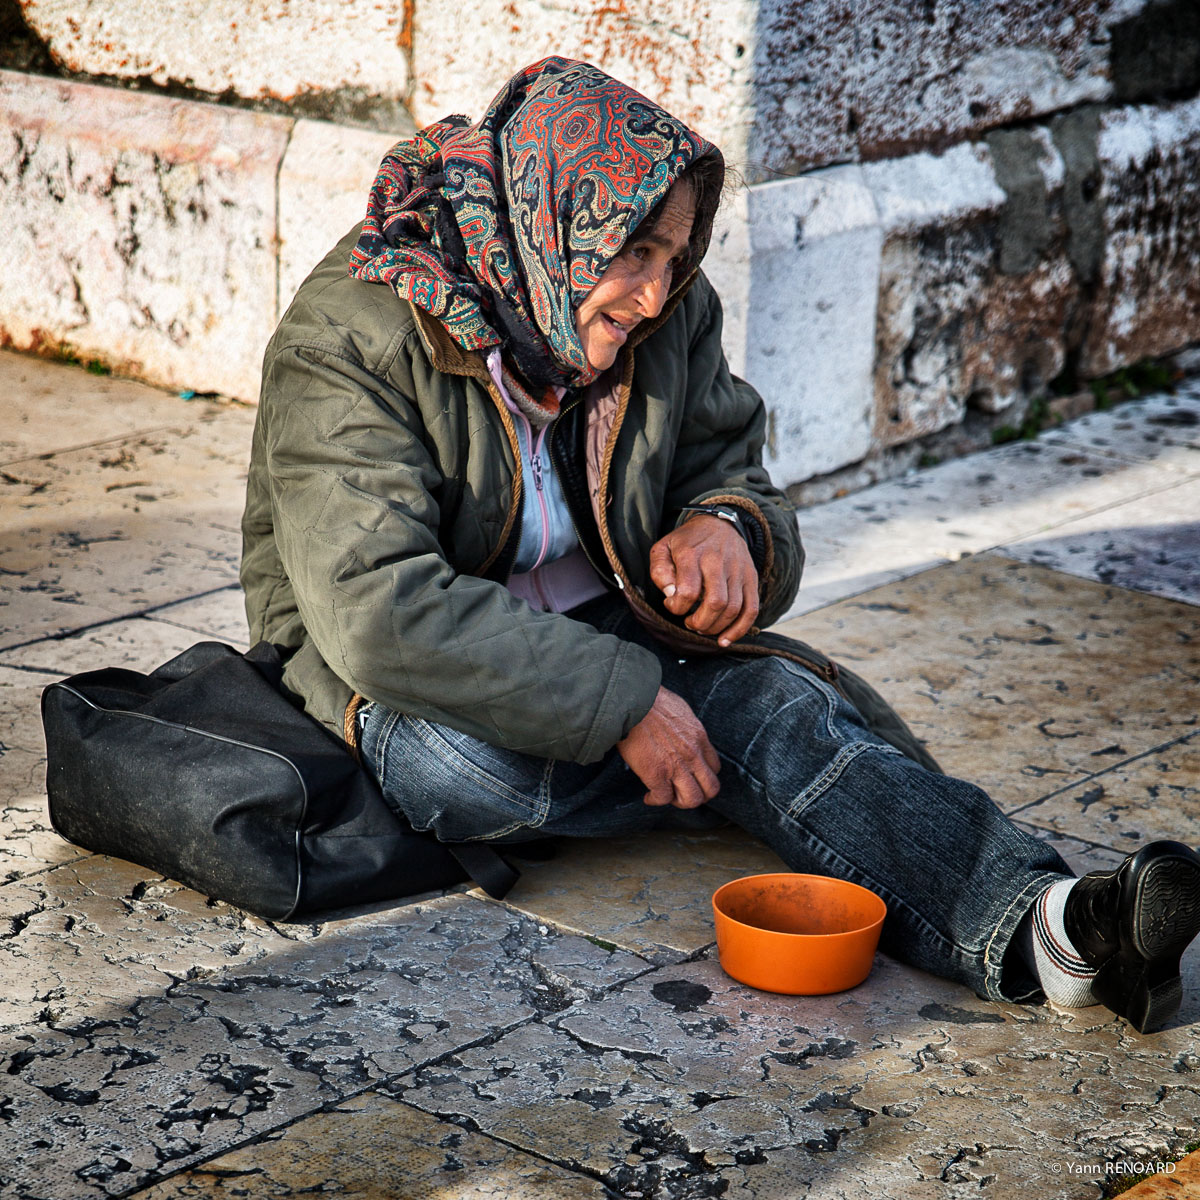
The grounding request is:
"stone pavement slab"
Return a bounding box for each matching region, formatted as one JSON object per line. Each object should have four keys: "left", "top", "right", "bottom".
{"left": 775, "top": 556, "right": 1200, "bottom": 810}
{"left": 0, "top": 352, "right": 222, "bottom": 466}
{"left": 391, "top": 937, "right": 1200, "bottom": 1200}
{"left": 0, "top": 884, "right": 650, "bottom": 1200}
{"left": 1004, "top": 476, "right": 1200, "bottom": 606}
{"left": 146, "top": 588, "right": 249, "bottom": 648}
{"left": 131, "top": 1090, "right": 611, "bottom": 1199}
{"left": 494, "top": 827, "right": 787, "bottom": 963}
{"left": 0, "top": 395, "right": 255, "bottom": 650}
{"left": 788, "top": 387, "right": 1200, "bottom": 617}
{"left": 1012, "top": 732, "right": 1200, "bottom": 850}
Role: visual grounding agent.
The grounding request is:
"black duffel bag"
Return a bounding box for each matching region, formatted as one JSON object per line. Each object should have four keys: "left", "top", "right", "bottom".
{"left": 41, "top": 640, "right": 516, "bottom": 920}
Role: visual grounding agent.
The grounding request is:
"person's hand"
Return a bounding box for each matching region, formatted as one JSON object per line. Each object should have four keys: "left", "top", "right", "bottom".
{"left": 649, "top": 514, "right": 759, "bottom": 647}
{"left": 616, "top": 686, "right": 720, "bottom": 808}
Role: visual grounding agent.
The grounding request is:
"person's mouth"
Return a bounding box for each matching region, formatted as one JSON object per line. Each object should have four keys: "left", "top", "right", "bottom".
{"left": 602, "top": 313, "right": 638, "bottom": 340}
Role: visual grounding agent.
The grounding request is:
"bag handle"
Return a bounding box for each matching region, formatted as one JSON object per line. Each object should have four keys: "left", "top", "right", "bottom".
{"left": 448, "top": 843, "right": 520, "bottom": 900}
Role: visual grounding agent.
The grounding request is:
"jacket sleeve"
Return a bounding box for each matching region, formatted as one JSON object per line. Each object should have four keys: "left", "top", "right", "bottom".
{"left": 256, "top": 335, "right": 661, "bottom": 763}
{"left": 664, "top": 275, "right": 804, "bottom": 626}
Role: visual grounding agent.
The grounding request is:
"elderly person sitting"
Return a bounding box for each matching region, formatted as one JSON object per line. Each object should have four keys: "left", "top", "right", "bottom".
{"left": 241, "top": 57, "right": 1200, "bottom": 1032}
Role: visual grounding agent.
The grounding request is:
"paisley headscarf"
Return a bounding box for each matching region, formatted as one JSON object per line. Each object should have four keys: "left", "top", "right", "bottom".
{"left": 348, "top": 57, "right": 723, "bottom": 395}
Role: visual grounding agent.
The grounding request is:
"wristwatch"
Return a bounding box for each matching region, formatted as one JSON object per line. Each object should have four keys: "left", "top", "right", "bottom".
{"left": 678, "top": 503, "right": 750, "bottom": 541}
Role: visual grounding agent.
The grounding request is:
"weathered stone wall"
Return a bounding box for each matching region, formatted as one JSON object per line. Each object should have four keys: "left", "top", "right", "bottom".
{"left": 0, "top": 70, "right": 395, "bottom": 399}
{"left": 2, "top": 0, "right": 1199, "bottom": 490}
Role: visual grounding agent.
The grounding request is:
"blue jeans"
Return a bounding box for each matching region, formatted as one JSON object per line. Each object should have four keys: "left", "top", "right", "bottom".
{"left": 360, "top": 594, "right": 1069, "bottom": 1001}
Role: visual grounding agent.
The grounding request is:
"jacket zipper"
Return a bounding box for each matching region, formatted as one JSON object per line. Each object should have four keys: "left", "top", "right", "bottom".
{"left": 511, "top": 407, "right": 553, "bottom": 571}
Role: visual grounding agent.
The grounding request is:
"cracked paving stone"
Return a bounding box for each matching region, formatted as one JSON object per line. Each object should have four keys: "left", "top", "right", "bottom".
{"left": 774, "top": 556, "right": 1200, "bottom": 810}
{"left": 0, "top": 882, "right": 648, "bottom": 1198}
{"left": 3, "top": 616, "right": 210, "bottom": 677}
{"left": 395, "top": 947, "right": 1200, "bottom": 1199}
{"left": 0, "top": 663, "right": 90, "bottom": 880}
{"left": 0, "top": 413, "right": 255, "bottom": 650}
{"left": 1014, "top": 733, "right": 1200, "bottom": 853}
{"left": 494, "top": 826, "right": 786, "bottom": 962}
{"left": 130, "top": 1090, "right": 611, "bottom": 1198}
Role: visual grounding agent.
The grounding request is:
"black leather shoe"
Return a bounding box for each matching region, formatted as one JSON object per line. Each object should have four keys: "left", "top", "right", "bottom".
{"left": 1063, "top": 840, "right": 1200, "bottom": 1033}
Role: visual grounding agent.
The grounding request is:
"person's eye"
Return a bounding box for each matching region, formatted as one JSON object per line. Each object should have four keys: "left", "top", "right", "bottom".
{"left": 625, "top": 244, "right": 650, "bottom": 263}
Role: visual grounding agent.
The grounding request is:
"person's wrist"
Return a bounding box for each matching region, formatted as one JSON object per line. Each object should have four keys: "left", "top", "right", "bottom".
{"left": 679, "top": 504, "right": 749, "bottom": 543}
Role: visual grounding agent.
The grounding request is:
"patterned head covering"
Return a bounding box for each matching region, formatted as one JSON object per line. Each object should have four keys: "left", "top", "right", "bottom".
{"left": 348, "top": 57, "right": 723, "bottom": 393}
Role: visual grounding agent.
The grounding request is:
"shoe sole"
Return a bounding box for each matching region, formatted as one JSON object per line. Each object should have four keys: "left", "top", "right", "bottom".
{"left": 1092, "top": 853, "right": 1200, "bottom": 1034}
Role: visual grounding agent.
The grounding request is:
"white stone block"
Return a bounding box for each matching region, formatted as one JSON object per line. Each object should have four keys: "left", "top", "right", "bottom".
{"left": 408, "top": 0, "right": 760, "bottom": 174}
{"left": 278, "top": 121, "right": 400, "bottom": 309}
{"left": 705, "top": 167, "right": 882, "bottom": 486}
{"left": 18, "top": 0, "right": 410, "bottom": 107}
{"left": 865, "top": 141, "right": 1006, "bottom": 234}
{"left": 0, "top": 71, "right": 290, "bottom": 402}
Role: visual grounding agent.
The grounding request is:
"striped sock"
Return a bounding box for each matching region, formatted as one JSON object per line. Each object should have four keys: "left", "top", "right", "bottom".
{"left": 1021, "top": 878, "right": 1098, "bottom": 1008}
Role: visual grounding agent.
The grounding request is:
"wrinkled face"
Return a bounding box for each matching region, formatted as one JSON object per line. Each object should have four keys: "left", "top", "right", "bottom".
{"left": 574, "top": 181, "right": 697, "bottom": 372}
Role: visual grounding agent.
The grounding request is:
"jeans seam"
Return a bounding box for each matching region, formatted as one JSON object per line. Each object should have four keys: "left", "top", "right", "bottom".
{"left": 784, "top": 741, "right": 873, "bottom": 817}
{"left": 372, "top": 707, "right": 404, "bottom": 796}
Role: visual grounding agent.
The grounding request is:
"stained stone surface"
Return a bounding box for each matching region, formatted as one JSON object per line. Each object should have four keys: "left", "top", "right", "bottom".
{"left": 147, "top": 588, "right": 249, "bottom": 648}
{"left": 1013, "top": 733, "right": 1200, "bottom": 851}
{"left": 278, "top": 120, "right": 399, "bottom": 311}
{"left": 1039, "top": 387, "right": 1200, "bottom": 462}
{"left": 18, "top": 0, "right": 412, "bottom": 114}
{"left": 493, "top": 826, "right": 788, "bottom": 962}
{"left": 1082, "top": 96, "right": 1200, "bottom": 378}
{"left": 1005, "top": 478, "right": 1200, "bottom": 606}
{"left": 865, "top": 134, "right": 1076, "bottom": 446}
{"left": 785, "top": 393, "right": 1200, "bottom": 617}
{"left": 775, "top": 557, "right": 1200, "bottom": 807}
{"left": 133, "top": 1091, "right": 612, "bottom": 1199}
{"left": 0, "top": 883, "right": 648, "bottom": 1199}
{"left": 394, "top": 943, "right": 1200, "bottom": 1200}
{"left": 0, "top": 71, "right": 288, "bottom": 402}
{"left": 0, "top": 408, "right": 256, "bottom": 649}
{"left": 0, "top": 352, "right": 207, "bottom": 465}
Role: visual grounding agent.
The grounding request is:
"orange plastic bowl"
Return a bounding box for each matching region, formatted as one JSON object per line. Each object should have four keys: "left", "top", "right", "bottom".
{"left": 712, "top": 873, "right": 887, "bottom": 995}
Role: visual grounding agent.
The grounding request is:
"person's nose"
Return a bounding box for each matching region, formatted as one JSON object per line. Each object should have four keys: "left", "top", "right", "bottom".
{"left": 634, "top": 265, "right": 671, "bottom": 318}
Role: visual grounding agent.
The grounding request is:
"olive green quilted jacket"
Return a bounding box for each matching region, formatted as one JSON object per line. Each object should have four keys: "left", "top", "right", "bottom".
{"left": 242, "top": 227, "right": 936, "bottom": 773}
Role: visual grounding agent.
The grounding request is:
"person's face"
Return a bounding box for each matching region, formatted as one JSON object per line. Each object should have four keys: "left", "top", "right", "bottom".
{"left": 574, "top": 181, "right": 697, "bottom": 372}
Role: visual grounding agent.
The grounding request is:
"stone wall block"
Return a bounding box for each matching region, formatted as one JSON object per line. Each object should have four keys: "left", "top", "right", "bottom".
{"left": 278, "top": 121, "right": 399, "bottom": 308}
{"left": 408, "top": 0, "right": 760, "bottom": 173}
{"left": 18, "top": 0, "right": 410, "bottom": 117}
{"left": 705, "top": 167, "right": 881, "bottom": 484}
{"left": 866, "top": 134, "right": 1077, "bottom": 448}
{"left": 0, "top": 70, "right": 290, "bottom": 401}
{"left": 745, "top": 0, "right": 857, "bottom": 178}
{"left": 849, "top": 0, "right": 1119, "bottom": 163}
{"left": 1079, "top": 95, "right": 1200, "bottom": 378}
